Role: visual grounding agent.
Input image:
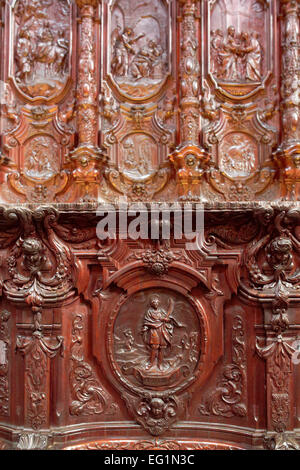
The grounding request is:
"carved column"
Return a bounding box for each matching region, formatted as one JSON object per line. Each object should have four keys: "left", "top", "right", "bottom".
{"left": 71, "top": 0, "right": 105, "bottom": 201}
{"left": 179, "top": 0, "right": 200, "bottom": 145}
{"left": 275, "top": 0, "right": 300, "bottom": 200}
{"left": 170, "top": 0, "right": 209, "bottom": 200}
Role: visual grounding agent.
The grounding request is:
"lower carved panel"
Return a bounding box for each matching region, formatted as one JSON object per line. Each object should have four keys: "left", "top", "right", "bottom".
{"left": 64, "top": 439, "right": 244, "bottom": 450}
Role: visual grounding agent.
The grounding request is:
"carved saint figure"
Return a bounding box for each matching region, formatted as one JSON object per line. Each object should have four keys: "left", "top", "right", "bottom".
{"left": 240, "top": 32, "right": 262, "bottom": 81}
{"left": 142, "top": 296, "right": 175, "bottom": 370}
{"left": 210, "top": 29, "right": 224, "bottom": 76}
{"left": 219, "top": 26, "right": 239, "bottom": 80}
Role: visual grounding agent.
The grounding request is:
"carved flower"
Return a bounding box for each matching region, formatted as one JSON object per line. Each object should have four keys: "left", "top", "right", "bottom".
{"left": 131, "top": 183, "right": 147, "bottom": 199}
{"left": 140, "top": 249, "right": 176, "bottom": 276}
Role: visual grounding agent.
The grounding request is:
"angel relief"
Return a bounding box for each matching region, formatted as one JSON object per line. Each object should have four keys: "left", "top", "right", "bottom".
{"left": 113, "top": 290, "right": 201, "bottom": 388}
{"left": 109, "top": 0, "right": 169, "bottom": 99}
{"left": 13, "top": 0, "right": 70, "bottom": 99}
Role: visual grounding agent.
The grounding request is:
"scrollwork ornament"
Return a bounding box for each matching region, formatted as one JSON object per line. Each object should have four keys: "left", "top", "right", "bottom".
{"left": 199, "top": 315, "right": 247, "bottom": 418}
{"left": 69, "top": 313, "right": 115, "bottom": 416}
{"left": 256, "top": 334, "right": 295, "bottom": 433}
{"left": 0, "top": 310, "right": 10, "bottom": 416}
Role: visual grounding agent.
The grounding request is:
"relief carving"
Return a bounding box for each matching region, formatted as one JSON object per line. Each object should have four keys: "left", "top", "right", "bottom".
{"left": 114, "top": 291, "right": 200, "bottom": 388}
{"left": 131, "top": 247, "right": 192, "bottom": 276}
{"left": 0, "top": 310, "right": 10, "bottom": 417}
{"left": 219, "top": 133, "right": 256, "bottom": 178}
{"left": 106, "top": 287, "right": 204, "bottom": 435}
{"left": 124, "top": 393, "right": 186, "bottom": 436}
{"left": 209, "top": 0, "right": 269, "bottom": 98}
{"left": 70, "top": 314, "right": 115, "bottom": 416}
{"left": 65, "top": 439, "right": 243, "bottom": 450}
{"left": 109, "top": 0, "right": 169, "bottom": 99}
{"left": 256, "top": 334, "right": 295, "bottom": 432}
{"left": 4, "top": 208, "right": 77, "bottom": 306}
{"left": 16, "top": 307, "right": 63, "bottom": 430}
{"left": 13, "top": 0, "right": 70, "bottom": 100}
{"left": 121, "top": 133, "right": 156, "bottom": 178}
{"left": 199, "top": 315, "right": 247, "bottom": 418}
{"left": 211, "top": 27, "right": 262, "bottom": 82}
{"left": 24, "top": 135, "right": 59, "bottom": 181}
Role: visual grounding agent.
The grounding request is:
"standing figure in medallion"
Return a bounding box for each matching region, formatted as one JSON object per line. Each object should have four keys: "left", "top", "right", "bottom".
{"left": 142, "top": 296, "right": 175, "bottom": 371}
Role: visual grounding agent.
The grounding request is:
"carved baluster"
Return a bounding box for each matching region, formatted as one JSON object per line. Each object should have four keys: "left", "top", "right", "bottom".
{"left": 170, "top": 0, "right": 209, "bottom": 200}
{"left": 179, "top": 0, "right": 200, "bottom": 145}
{"left": 276, "top": 0, "right": 300, "bottom": 200}
{"left": 71, "top": 0, "right": 105, "bottom": 201}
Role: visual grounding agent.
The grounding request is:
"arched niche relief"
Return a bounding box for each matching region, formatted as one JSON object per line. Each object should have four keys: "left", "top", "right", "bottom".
{"left": 91, "top": 264, "right": 227, "bottom": 434}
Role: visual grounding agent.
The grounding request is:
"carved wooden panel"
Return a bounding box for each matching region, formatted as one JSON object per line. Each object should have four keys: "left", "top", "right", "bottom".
{"left": 0, "top": 0, "right": 299, "bottom": 452}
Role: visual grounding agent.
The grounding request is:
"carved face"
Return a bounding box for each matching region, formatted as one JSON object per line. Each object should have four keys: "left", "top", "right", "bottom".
{"left": 150, "top": 398, "right": 165, "bottom": 418}
{"left": 269, "top": 238, "right": 293, "bottom": 267}
{"left": 22, "top": 238, "right": 43, "bottom": 257}
{"left": 228, "top": 26, "right": 235, "bottom": 37}
{"left": 185, "top": 154, "right": 196, "bottom": 167}
{"left": 80, "top": 157, "right": 89, "bottom": 168}
{"left": 150, "top": 297, "right": 159, "bottom": 309}
{"left": 294, "top": 154, "right": 300, "bottom": 168}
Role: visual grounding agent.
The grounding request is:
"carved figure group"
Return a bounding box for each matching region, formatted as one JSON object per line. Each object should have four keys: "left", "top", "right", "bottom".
{"left": 111, "top": 26, "right": 165, "bottom": 80}
{"left": 15, "top": 22, "right": 69, "bottom": 82}
{"left": 14, "top": 0, "right": 69, "bottom": 88}
{"left": 122, "top": 135, "right": 154, "bottom": 177}
{"left": 211, "top": 26, "right": 262, "bottom": 82}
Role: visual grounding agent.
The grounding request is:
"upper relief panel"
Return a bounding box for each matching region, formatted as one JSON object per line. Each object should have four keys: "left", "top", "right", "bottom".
{"left": 208, "top": 0, "right": 272, "bottom": 100}
{"left": 10, "top": 0, "right": 72, "bottom": 102}
{"left": 107, "top": 0, "right": 171, "bottom": 101}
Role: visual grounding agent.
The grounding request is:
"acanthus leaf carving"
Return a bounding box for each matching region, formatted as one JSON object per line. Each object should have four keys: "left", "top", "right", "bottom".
{"left": 16, "top": 329, "right": 63, "bottom": 430}
{"left": 70, "top": 313, "right": 117, "bottom": 417}
{"left": 256, "top": 333, "right": 295, "bottom": 433}
{"left": 199, "top": 314, "right": 247, "bottom": 418}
